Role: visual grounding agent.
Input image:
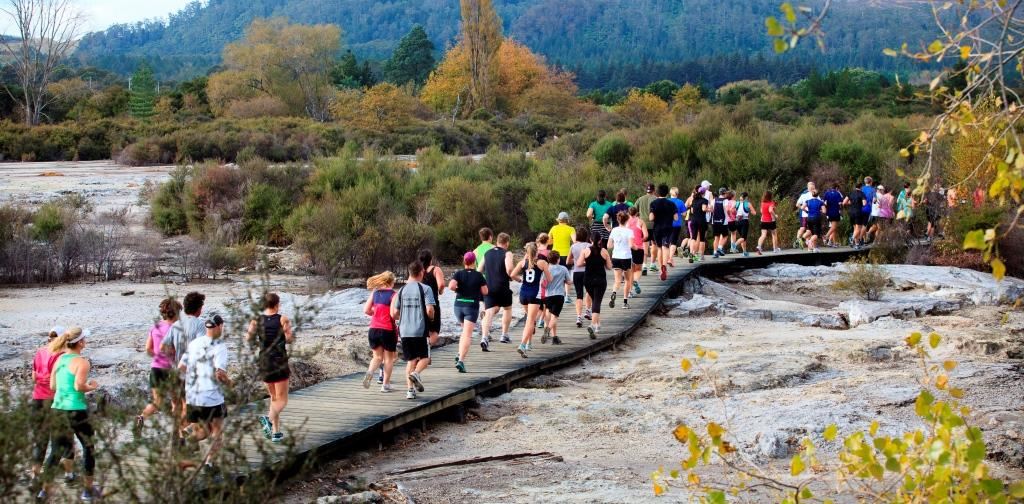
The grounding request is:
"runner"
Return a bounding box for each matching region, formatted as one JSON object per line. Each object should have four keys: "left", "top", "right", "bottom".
{"left": 568, "top": 226, "right": 592, "bottom": 328}
{"left": 362, "top": 271, "right": 398, "bottom": 392}
{"left": 649, "top": 184, "right": 678, "bottom": 280}
{"left": 896, "top": 181, "right": 915, "bottom": 235}
{"left": 160, "top": 291, "right": 206, "bottom": 435}
{"left": 711, "top": 188, "right": 730, "bottom": 258}
{"left": 178, "top": 314, "right": 231, "bottom": 471}
{"left": 247, "top": 293, "right": 294, "bottom": 443}
{"left": 135, "top": 297, "right": 181, "bottom": 433}
{"left": 391, "top": 262, "right": 437, "bottom": 400}
{"left": 634, "top": 183, "right": 658, "bottom": 275}
{"left": 725, "top": 190, "right": 739, "bottom": 253}
{"left": 688, "top": 185, "right": 709, "bottom": 261}
{"left": 449, "top": 252, "right": 488, "bottom": 372}
{"left": 625, "top": 206, "right": 647, "bottom": 296}
{"left": 44, "top": 327, "right": 101, "bottom": 502}
{"left": 607, "top": 211, "right": 635, "bottom": 309}
{"left": 29, "top": 326, "right": 63, "bottom": 492}
{"left": 823, "top": 183, "right": 845, "bottom": 247}
{"left": 802, "top": 190, "right": 826, "bottom": 252}
{"left": 548, "top": 212, "right": 575, "bottom": 266}
{"left": 541, "top": 250, "right": 571, "bottom": 345}
{"left": 511, "top": 242, "right": 552, "bottom": 358}
{"left": 795, "top": 182, "right": 816, "bottom": 249}
{"left": 733, "top": 191, "right": 756, "bottom": 257}
{"left": 925, "top": 183, "right": 944, "bottom": 241}
{"left": 756, "top": 190, "right": 779, "bottom": 254}
{"left": 586, "top": 190, "right": 612, "bottom": 248}
{"left": 668, "top": 187, "right": 687, "bottom": 263}
{"left": 479, "top": 233, "right": 515, "bottom": 346}
{"left": 876, "top": 185, "right": 895, "bottom": 235}
{"left": 473, "top": 228, "right": 495, "bottom": 270}
{"left": 576, "top": 233, "right": 612, "bottom": 339}
{"left": 418, "top": 249, "right": 445, "bottom": 344}
{"left": 602, "top": 190, "right": 631, "bottom": 232}
{"left": 861, "top": 176, "right": 877, "bottom": 243}
{"left": 845, "top": 181, "right": 868, "bottom": 248}
{"left": 534, "top": 234, "right": 551, "bottom": 330}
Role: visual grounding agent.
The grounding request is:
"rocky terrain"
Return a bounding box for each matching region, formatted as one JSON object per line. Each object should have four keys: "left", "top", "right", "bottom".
{"left": 282, "top": 264, "right": 1024, "bottom": 504}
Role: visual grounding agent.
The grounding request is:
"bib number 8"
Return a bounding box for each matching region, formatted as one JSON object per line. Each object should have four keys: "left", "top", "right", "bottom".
{"left": 525, "top": 269, "right": 536, "bottom": 284}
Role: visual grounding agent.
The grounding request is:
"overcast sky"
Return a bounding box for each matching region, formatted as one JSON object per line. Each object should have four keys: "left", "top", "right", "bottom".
{"left": 1, "top": 0, "right": 192, "bottom": 33}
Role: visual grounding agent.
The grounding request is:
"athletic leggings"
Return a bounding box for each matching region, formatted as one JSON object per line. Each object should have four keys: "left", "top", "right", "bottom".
{"left": 31, "top": 399, "right": 54, "bottom": 465}
{"left": 585, "top": 282, "right": 607, "bottom": 314}
{"left": 47, "top": 410, "right": 96, "bottom": 476}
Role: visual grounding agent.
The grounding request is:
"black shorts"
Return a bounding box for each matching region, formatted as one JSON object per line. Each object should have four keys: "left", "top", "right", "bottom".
{"left": 827, "top": 215, "right": 841, "bottom": 223}
{"left": 368, "top": 328, "right": 398, "bottom": 352}
{"left": 454, "top": 303, "right": 480, "bottom": 324}
{"left": 427, "top": 304, "right": 441, "bottom": 333}
{"left": 520, "top": 295, "right": 543, "bottom": 306}
{"left": 670, "top": 227, "right": 682, "bottom": 246}
{"left": 149, "top": 367, "right": 177, "bottom": 389}
{"left": 545, "top": 295, "right": 565, "bottom": 317}
{"left": 573, "top": 272, "right": 585, "bottom": 298}
{"left": 727, "top": 222, "right": 738, "bottom": 232}
{"left": 401, "top": 337, "right": 430, "bottom": 361}
{"left": 631, "top": 249, "right": 644, "bottom": 265}
{"left": 760, "top": 221, "right": 776, "bottom": 231}
{"left": 712, "top": 223, "right": 729, "bottom": 237}
{"left": 926, "top": 210, "right": 940, "bottom": 225}
{"left": 260, "top": 357, "right": 290, "bottom": 384}
{"left": 807, "top": 217, "right": 823, "bottom": 237}
{"left": 689, "top": 221, "right": 706, "bottom": 241}
{"left": 653, "top": 227, "right": 673, "bottom": 247}
{"left": 612, "top": 258, "right": 631, "bottom": 270}
{"left": 484, "top": 287, "right": 513, "bottom": 309}
{"left": 187, "top": 403, "right": 226, "bottom": 423}
{"left": 736, "top": 220, "right": 749, "bottom": 240}
{"left": 584, "top": 282, "right": 607, "bottom": 314}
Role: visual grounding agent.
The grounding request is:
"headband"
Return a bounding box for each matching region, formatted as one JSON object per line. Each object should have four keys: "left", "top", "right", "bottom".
{"left": 68, "top": 328, "right": 90, "bottom": 344}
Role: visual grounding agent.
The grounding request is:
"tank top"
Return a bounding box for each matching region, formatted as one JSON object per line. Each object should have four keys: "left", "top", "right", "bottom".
{"left": 483, "top": 247, "right": 510, "bottom": 290}
{"left": 570, "top": 242, "right": 589, "bottom": 273}
{"left": 369, "top": 289, "right": 395, "bottom": 330}
{"left": 725, "top": 201, "right": 738, "bottom": 223}
{"left": 52, "top": 353, "right": 87, "bottom": 411}
{"left": 423, "top": 266, "right": 440, "bottom": 306}
{"left": 761, "top": 201, "right": 775, "bottom": 222}
{"left": 584, "top": 245, "right": 607, "bottom": 285}
{"left": 736, "top": 201, "right": 750, "bottom": 220}
{"left": 712, "top": 198, "right": 727, "bottom": 224}
{"left": 259, "top": 313, "right": 288, "bottom": 367}
{"left": 627, "top": 217, "right": 644, "bottom": 248}
{"left": 519, "top": 259, "right": 543, "bottom": 299}
{"left": 149, "top": 320, "right": 174, "bottom": 369}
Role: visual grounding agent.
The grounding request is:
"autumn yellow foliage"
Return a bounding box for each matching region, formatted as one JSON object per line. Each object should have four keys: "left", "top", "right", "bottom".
{"left": 332, "top": 83, "right": 420, "bottom": 133}
{"left": 615, "top": 89, "right": 669, "bottom": 126}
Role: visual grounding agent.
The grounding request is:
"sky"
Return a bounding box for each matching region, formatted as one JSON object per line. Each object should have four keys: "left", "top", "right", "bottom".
{"left": 81, "top": 0, "right": 192, "bottom": 31}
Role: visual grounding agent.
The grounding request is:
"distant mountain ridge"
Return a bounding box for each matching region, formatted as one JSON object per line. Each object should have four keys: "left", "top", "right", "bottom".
{"left": 73, "top": 0, "right": 935, "bottom": 86}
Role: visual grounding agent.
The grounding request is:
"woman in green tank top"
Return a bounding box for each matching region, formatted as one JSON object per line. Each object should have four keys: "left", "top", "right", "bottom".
{"left": 42, "top": 327, "right": 102, "bottom": 502}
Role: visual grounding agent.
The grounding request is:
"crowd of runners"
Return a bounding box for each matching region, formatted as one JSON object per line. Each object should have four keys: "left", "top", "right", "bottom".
{"left": 26, "top": 176, "right": 968, "bottom": 501}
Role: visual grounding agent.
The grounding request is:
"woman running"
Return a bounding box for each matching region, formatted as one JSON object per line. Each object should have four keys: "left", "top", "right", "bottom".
{"left": 607, "top": 211, "right": 635, "bottom": 309}
{"left": 534, "top": 234, "right": 551, "bottom": 330}
{"left": 626, "top": 206, "right": 646, "bottom": 298}
{"left": 135, "top": 297, "right": 181, "bottom": 432}
{"left": 734, "top": 192, "right": 756, "bottom": 256}
{"left": 511, "top": 242, "right": 552, "bottom": 358}
{"left": 30, "top": 326, "right": 63, "bottom": 492}
{"left": 587, "top": 190, "right": 613, "bottom": 248}
{"left": 757, "top": 191, "right": 779, "bottom": 254}
{"left": 418, "top": 250, "right": 445, "bottom": 345}
{"left": 247, "top": 293, "right": 294, "bottom": 443}
{"left": 725, "top": 191, "right": 739, "bottom": 253}
{"left": 568, "top": 226, "right": 592, "bottom": 328}
{"left": 577, "top": 233, "right": 612, "bottom": 339}
{"left": 688, "top": 186, "right": 709, "bottom": 261}
{"left": 45, "top": 327, "right": 101, "bottom": 502}
{"left": 541, "top": 250, "right": 571, "bottom": 345}
{"left": 363, "top": 271, "right": 398, "bottom": 392}
{"left": 449, "top": 252, "right": 488, "bottom": 373}
{"left": 877, "top": 185, "right": 895, "bottom": 234}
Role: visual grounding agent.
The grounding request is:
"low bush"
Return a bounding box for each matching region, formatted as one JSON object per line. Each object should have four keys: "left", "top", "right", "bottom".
{"left": 834, "top": 258, "right": 890, "bottom": 301}
{"left": 592, "top": 133, "right": 633, "bottom": 167}
{"left": 241, "top": 183, "right": 292, "bottom": 245}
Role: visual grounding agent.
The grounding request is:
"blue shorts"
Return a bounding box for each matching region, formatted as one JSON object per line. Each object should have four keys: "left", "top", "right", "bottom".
{"left": 454, "top": 303, "right": 480, "bottom": 324}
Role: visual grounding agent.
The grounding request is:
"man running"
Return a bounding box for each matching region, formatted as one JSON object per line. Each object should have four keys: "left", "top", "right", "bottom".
{"left": 668, "top": 187, "right": 687, "bottom": 263}
{"left": 844, "top": 181, "right": 867, "bottom": 248}
{"left": 473, "top": 228, "right": 495, "bottom": 270}
{"left": 634, "top": 183, "right": 658, "bottom": 274}
{"left": 925, "top": 183, "right": 945, "bottom": 241}
{"left": 823, "top": 182, "right": 845, "bottom": 247}
{"left": 479, "top": 232, "right": 515, "bottom": 347}
{"left": 391, "top": 261, "right": 436, "bottom": 400}
{"left": 688, "top": 185, "right": 709, "bottom": 261}
{"left": 247, "top": 293, "right": 294, "bottom": 443}
{"left": 649, "top": 184, "right": 678, "bottom": 281}
{"left": 179, "top": 314, "right": 231, "bottom": 471}
{"left": 711, "top": 188, "right": 730, "bottom": 258}
{"left": 449, "top": 252, "right": 488, "bottom": 373}
{"left": 861, "top": 176, "right": 877, "bottom": 243}
{"left": 586, "top": 190, "right": 612, "bottom": 248}
{"left": 548, "top": 212, "right": 575, "bottom": 267}
{"left": 795, "top": 182, "right": 815, "bottom": 249}
{"left": 802, "top": 190, "right": 826, "bottom": 252}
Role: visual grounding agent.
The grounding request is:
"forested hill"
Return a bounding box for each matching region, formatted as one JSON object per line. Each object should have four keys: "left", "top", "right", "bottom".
{"left": 74, "top": 0, "right": 935, "bottom": 88}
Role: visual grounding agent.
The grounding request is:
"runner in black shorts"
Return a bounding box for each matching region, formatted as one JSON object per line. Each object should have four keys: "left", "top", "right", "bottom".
{"left": 363, "top": 271, "right": 399, "bottom": 392}
{"left": 449, "top": 251, "right": 488, "bottom": 372}
{"left": 480, "top": 233, "right": 515, "bottom": 345}
{"left": 568, "top": 227, "right": 592, "bottom": 328}
{"left": 578, "top": 234, "right": 612, "bottom": 339}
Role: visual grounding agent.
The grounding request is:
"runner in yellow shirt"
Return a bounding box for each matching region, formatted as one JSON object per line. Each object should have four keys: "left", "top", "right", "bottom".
{"left": 548, "top": 212, "right": 575, "bottom": 266}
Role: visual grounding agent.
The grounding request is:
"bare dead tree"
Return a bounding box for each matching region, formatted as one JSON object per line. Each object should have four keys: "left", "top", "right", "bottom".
{"left": 0, "top": 0, "right": 85, "bottom": 125}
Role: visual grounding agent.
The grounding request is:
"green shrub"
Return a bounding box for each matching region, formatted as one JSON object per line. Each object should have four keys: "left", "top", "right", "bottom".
{"left": 593, "top": 133, "right": 633, "bottom": 167}
{"left": 31, "top": 203, "right": 66, "bottom": 241}
{"left": 834, "top": 258, "right": 890, "bottom": 301}
{"left": 819, "top": 140, "right": 882, "bottom": 182}
{"left": 242, "top": 183, "right": 292, "bottom": 245}
{"left": 150, "top": 167, "right": 192, "bottom": 236}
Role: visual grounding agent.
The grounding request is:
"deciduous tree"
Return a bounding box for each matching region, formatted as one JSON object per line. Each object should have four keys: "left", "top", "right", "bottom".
{"left": 459, "top": 0, "right": 502, "bottom": 113}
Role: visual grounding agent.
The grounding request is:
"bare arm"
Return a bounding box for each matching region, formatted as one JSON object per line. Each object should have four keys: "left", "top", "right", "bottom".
{"left": 145, "top": 331, "right": 154, "bottom": 357}
{"left": 246, "top": 319, "right": 257, "bottom": 343}
{"left": 602, "top": 249, "right": 613, "bottom": 270}
{"left": 390, "top": 292, "right": 400, "bottom": 320}
{"left": 447, "top": 279, "right": 458, "bottom": 292}
{"left": 481, "top": 284, "right": 489, "bottom": 296}
{"left": 426, "top": 304, "right": 435, "bottom": 320}
{"left": 363, "top": 292, "right": 375, "bottom": 317}
{"left": 73, "top": 357, "right": 98, "bottom": 392}
{"left": 433, "top": 267, "right": 445, "bottom": 296}
{"left": 540, "top": 260, "right": 552, "bottom": 283}
{"left": 215, "top": 368, "right": 232, "bottom": 387}
{"left": 510, "top": 260, "right": 524, "bottom": 282}
{"left": 504, "top": 252, "right": 514, "bottom": 276}
{"left": 281, "top": 315, "right": 295, "bottom": 344}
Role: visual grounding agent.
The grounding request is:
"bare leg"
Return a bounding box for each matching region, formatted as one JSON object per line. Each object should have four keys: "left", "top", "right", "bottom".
{"left": 501, "top": 307, "right": 512, "bottom": 336}
{"left": 383, "top": 351, "right": 396, "bottom": 385}
{"left": 458, "top": 321, "right": 474, "bottom": 361}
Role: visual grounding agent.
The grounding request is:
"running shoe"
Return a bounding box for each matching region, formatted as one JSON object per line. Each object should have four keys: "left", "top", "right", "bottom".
{"left": 742, "top": 251, "right": 749, "bottom": 257}
{"left": 537, "top": 319, "right": 545, "bottom": 329}
{"left": 406, "top": 389, "right": 416, "bottom": 400}
{"left": 258, "top": 415, "right": 272, "bottom": 439}
{"left": 632, "top": 280, "right": 641, "bottom": 296}
{"left": 35, "top": 490, "right": 46, "bottom": 503}
{"left": 541, "top": 326, "right": 551, "bottom": 344}
{"left": 756, "top": 246, "right": 763, "bottom": 256}
{"left": 774, "top": 248, "right": 782, "bottom": 253}
{"left": 455, "top": 360, "right": 466, "bottom": 373}
{"left": 712, "top": 251, "right": 720, "bottom": 258}
{"left": 381, "top": 384, "right": 394, "bottom": 393}
{"left": 623, "top": 298, "right": 630, "bottom": 309}
{"left": 576, "top": 316, "right": 583, "bottom": 328}
{"left": 587, "top": 326, "right": 599, "bottom": 339}
{"left": 584, "top": 309, "right": 592, "bottom": 320}
{"left": 64, "top": 472, "right": 76, "bottom": 486}
{"left": 517, "top": 344, "right": 528, "bottom": 358}
{"left": 641, "top": 268, "right": 648, "bottom": 276}
{"left": 660, "top": 265, "right": 668, "bottom": 281}
{"left": 610, "top": 291, "right": 616, "bottom": 308}
{"left": 500, "top": 334, "right": 511, "bottom": 344}
{"left": 650, "top": 264, "right": 660, "bottom": 272}
{"left": 80, "top": 485, "right": 102, "bottom": 502}
{"left": 362, "top": 371, "right": 373, "bottom": 389}
{"left": 552, "top": 336, "right": 562, "bottom": 345}
{"left": 480, "top": 336, "right": 490, "bottom": 352}
{"left": 730, "top": 246, "right": 739, "bottom": 254}
{"left": 525, "top": 343, "right": 533, "bottom": 351}
{"left": 410, "top": 372, "right": 425, "bottom": 392}
{"left": 272, "top": 432, "right": 285, "bottom": 443}
{"left": 377, "top": 368, "right": 384, "bottom": 384}
{"left": 688, "top": 256, "right": 694, "bottom": 263}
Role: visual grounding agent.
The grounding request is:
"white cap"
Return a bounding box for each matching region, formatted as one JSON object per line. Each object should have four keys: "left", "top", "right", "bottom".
{"left": 50, "top": 326, "right": 65, "bottom": 335}
{"left": 700, "top": 180, "right": 712, "bottom": 189}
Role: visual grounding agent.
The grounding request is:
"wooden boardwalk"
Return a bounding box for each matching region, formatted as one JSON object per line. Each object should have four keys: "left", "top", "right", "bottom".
{"left": 246, "top": 246, "right": 864, "bottom": 475}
